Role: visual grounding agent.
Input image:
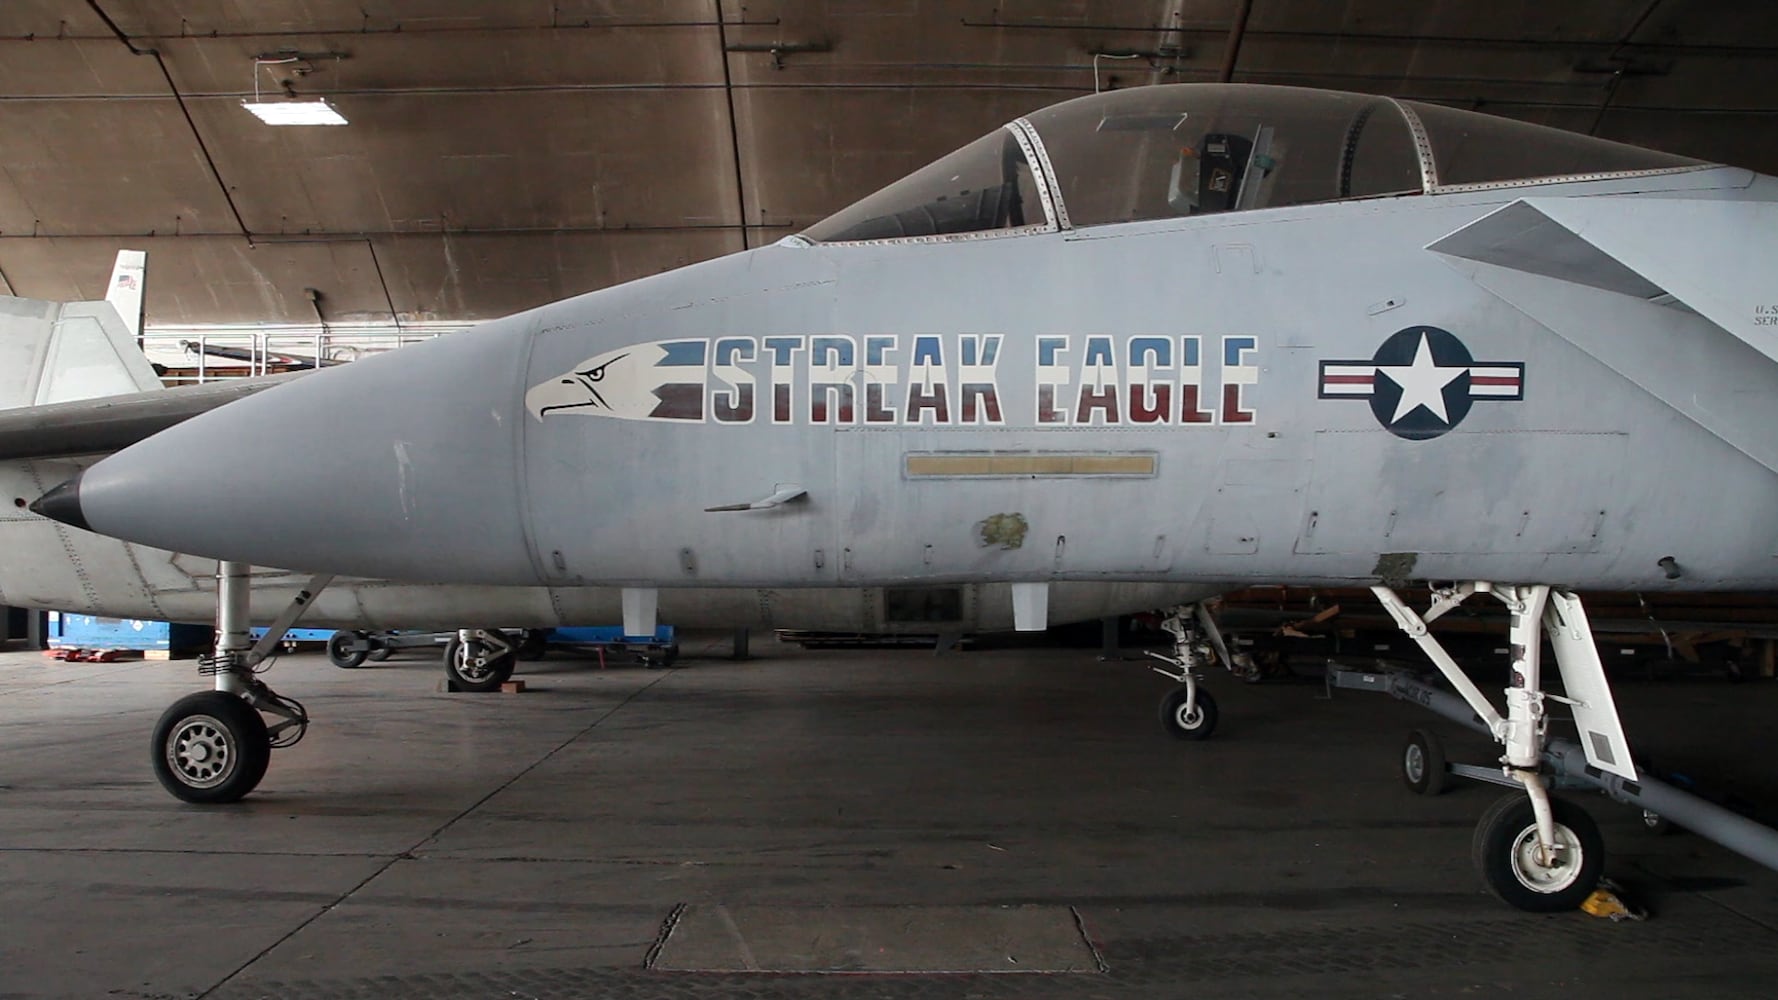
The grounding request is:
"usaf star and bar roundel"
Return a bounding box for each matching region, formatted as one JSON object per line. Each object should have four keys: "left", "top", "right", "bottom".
{"left": 1318, "top": 326, "right": 1523, "bottom": 440}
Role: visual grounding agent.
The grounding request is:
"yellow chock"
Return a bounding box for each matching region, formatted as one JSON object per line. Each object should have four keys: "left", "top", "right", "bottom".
{"left": 1580, "top": 879, "right": 1647, "bottom": 921}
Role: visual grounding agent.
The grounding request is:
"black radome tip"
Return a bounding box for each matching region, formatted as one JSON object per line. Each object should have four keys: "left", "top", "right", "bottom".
{"left": 29, "top": 474, "right": 89, "bottom": 532}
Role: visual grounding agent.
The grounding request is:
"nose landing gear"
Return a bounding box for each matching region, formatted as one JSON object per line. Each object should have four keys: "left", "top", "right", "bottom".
{"left": 149, "top": 561, "right": 330, "bottom": 803}
{"left": 1145, "top": 603, "right": 1255, "bottom": 741}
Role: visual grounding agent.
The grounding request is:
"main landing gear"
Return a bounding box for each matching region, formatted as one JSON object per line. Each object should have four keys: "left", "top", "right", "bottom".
{"left": 151, "top": 562, "right": 331, "bottom": 803}
{"left": 1146, "top": 603, "right": 1258, "bottom": 740}
{"left": 1372, "top": 583, "right": 1633, "bottom": 911}
{"left": 442, "top": 628, "right": 519, "bottom": 692}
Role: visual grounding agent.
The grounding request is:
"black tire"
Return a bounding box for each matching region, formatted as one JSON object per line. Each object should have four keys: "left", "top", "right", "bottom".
{"left": 1471, "top": 792, "right": 1604, "bottom": 912}
{"left": 366, "top": 646, "right": 393, "bottom": 662}
{"left": 1402, "top": 729, "right": 1448, "bottom": 796}
{"left": 151, "top": 691, "right": 272, "bottom": 804}
{"left": 327, "top": 630, "right": 369, "bottom": 669}
{"left": 1158, "top": 685, "right": 1218, "bottom": 740}
{"left": 443, "top": 631, "right": 516, "bottom": 692}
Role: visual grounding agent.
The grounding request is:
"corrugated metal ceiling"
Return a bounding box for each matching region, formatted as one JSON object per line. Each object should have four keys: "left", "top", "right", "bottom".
{"left": 1, "top": 0, "right": 1774, "bottom": 325}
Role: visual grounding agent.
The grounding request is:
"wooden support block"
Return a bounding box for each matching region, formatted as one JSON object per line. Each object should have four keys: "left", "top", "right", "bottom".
{"left": 436, "top": 678, "right": 526, "bottom": 693}
{"left": 143, "top": 650, "right": 172, "bottom": 661}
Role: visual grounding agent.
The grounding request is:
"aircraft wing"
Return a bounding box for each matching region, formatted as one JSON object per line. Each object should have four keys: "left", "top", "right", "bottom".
{"left": 0, "top": 247, "right": 307, "bottom": 461}
{"left": 1426, "top": 191, "right": 1776, "bottom": 347}
{"left": 0, "top": 372, "right": 302, "bottom": 461}
{"left": 1429, "top": 193, "right": 1778, "bottom": 476}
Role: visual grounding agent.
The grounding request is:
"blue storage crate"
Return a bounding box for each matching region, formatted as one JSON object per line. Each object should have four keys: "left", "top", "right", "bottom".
{"left": 549, "top": 625, "right": 675, "bottom": 645}
{"left": 47, "top": 612, "right": 210, "bottom": 652}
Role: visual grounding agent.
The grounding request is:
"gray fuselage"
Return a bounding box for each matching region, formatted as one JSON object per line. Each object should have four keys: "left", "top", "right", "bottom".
{"left": 54, "top": 166, "right": 1778, "bottom": 598}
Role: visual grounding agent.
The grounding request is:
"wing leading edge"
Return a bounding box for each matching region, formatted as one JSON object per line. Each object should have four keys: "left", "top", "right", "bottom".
{"left": 1429, "top": 192, "right": 1778, "bottom": 478}
{"left": 0, "top": 373, "right": 303, "bottom": 461}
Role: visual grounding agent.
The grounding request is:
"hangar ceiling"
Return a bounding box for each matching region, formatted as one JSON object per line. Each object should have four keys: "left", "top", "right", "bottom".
{"left": 1, "top": 0, "right": 1776, "bottom": 329}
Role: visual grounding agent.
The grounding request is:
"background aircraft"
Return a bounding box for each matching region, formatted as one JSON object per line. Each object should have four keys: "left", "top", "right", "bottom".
{"left": 22, "top": 82, "right": 1778, "bottom": 911}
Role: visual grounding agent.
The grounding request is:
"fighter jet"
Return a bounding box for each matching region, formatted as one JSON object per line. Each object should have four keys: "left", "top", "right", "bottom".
{"left": 0, "top": 258, "right": 1186, "bottom": 679}
{"left": 26, "top": 83, "right": 1778, "bottom": 911}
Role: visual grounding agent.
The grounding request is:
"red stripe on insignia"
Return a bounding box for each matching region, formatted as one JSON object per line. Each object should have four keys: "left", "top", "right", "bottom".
{"left": 1470, "top": 376, "right": 1519, "bottom": 386}
{"left": 1323, "top": 375, "right": 1374, "bottom": 385}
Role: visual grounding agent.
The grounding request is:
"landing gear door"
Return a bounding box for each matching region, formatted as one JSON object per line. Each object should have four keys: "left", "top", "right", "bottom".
{"left": 1545, "top": 592, "right": 1637, "bottom": 781}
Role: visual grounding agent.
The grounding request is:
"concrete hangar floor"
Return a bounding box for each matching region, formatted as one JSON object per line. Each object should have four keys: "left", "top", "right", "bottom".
{"left": 3, "top": 632, "right": 1778, "bottom": 999}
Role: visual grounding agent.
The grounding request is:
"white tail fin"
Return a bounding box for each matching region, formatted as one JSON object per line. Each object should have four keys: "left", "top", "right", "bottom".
{"left": 0, "top": 250, "right": 161, "bottom": 411}
{"left": 106, "top": 249, "right": 147, "bottom": 339}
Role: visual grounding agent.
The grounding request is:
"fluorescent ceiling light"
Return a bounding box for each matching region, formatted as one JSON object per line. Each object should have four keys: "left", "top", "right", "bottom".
{"left": 240, "top": 99, "right": 348, "bottom": 126}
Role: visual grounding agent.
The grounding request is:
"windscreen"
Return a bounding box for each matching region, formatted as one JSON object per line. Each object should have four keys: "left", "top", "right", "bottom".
{"left": 802, "top": 128, "right": 1048, "bottom": 243}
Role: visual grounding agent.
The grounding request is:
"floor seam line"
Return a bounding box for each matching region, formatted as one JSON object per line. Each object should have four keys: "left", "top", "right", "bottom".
{"left": 193, "top": 668, "right": 680, "bottom": 999}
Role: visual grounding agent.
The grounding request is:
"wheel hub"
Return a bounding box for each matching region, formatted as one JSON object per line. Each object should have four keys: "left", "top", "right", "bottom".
{"left": 1174, "top": 703, "right": 1202, "bottom": 728}
{"left": 1403, "top": 744, "right": 1425, "bottom": 783}
{"left": 168, "top": 715, "right": 235, "bottom": 788}
{"left": 1509, "top": 822, "right": 1583, "bottom": 893}
{"left": 456, "top": 646, "right": 496, "bottom": 682}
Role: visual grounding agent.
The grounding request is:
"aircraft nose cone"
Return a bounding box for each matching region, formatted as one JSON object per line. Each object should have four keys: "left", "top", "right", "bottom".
{"left": 29, "top": 473, "right": 90, "bottom": 532}
{"left": 62, "top": 314, "right": 546, "bottom": 584}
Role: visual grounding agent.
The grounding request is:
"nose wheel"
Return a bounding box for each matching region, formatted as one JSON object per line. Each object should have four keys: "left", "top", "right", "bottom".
{"left": 1158, "top": 684, "right": 1218, "bottom": 740}
{"left": 152, "top": 691, "right": 272, "bottom": 804}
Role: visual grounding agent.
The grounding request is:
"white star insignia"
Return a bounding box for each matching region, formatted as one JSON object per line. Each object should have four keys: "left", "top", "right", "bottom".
{"left": 1376, "top": 333, "right": 1463, "bottom": 424}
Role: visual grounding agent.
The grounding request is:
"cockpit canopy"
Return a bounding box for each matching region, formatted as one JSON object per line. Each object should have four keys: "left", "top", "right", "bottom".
{"left": 802, "top": 84, "right": 1705, "bottom": 244}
